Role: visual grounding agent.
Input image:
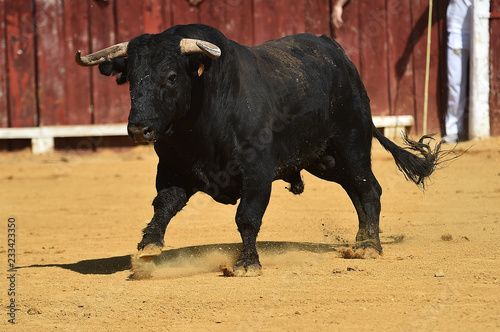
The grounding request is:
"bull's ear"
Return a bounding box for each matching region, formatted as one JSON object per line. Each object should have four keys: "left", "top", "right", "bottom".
{"left": 188, "top": 53, "right": 210, "bottom": 77}
{"left": 98, "top": 58, "right": 128, "bottom": 85}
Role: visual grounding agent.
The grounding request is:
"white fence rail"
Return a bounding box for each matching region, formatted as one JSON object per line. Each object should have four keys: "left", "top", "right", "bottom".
{"left": 0, "top": 115, "right": 414, "bottom": 155}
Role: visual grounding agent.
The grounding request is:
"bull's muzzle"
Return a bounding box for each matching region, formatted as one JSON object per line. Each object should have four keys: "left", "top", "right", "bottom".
{"left": 127, "top": 124, "right": 156, "bottom": 142}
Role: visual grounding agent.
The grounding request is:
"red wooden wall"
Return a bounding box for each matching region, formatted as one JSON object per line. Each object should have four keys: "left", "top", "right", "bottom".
{"left": 333, "top": 0, "right": 449, "bottom": 134}
{"left": 0, "top": 0, "right": 498, "bottom": 149}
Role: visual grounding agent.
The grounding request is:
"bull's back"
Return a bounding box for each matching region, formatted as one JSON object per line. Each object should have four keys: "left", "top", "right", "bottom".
{"left": 252, "top": 34, "right": 349, "bottom": 98}
{"left": 248, "top": 34, "right": 362, "bottom": 174}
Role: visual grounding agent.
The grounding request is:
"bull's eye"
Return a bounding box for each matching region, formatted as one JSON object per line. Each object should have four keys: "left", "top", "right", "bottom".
{"left": 167, "top": 73, "right": 177, "bottom": 86}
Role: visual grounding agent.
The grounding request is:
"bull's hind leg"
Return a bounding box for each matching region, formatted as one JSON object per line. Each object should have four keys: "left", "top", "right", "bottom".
{"left": 340, "top": 172, "right": 383, "bottom": 253}
{"left": 307, "top": 146, "right": 383, "bottom": 254}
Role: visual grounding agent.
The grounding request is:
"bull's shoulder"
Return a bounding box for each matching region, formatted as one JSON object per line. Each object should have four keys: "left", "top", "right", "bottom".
{"left": 249, "top": 33, "right": 351, "bottom": 71}
{"left": 252, "top": 33, "right": 338, "bottom": 53}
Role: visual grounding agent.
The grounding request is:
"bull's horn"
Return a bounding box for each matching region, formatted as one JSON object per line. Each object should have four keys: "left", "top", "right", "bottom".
{"left": 75, "top": 42, "right": 129, "bottom": 66}
{"left": 180, "top": 39, "right": 221, "bottom": 59}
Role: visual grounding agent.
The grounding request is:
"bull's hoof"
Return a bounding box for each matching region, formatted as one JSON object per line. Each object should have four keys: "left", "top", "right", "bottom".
{"left": 285, "top": 172, "right": 304, "bottom": 195}
{"left": 340, "top": 247, "right": 381, "bottom": 259}
{"left": 137, "top": 243, "right": 162, "bottom": 260}
{"left": 233, "top": 263, "right": 262, "bottom": 277}
{"left": 130, "top": 255, "right": 155, "bottom": 280}
{"left": 354, "top": 239, "right": 383, "bottom": 254}
{"left": 340, "top": 239, "right": 382, "bottom": 259}
{"left": 288, "top": 181, "right": 304, "bottom": 195}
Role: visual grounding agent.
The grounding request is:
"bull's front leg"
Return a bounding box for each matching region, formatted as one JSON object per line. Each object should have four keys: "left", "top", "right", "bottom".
{"left": 137, "top": 186, "right": 189, "bottom": 259}
{"left": 234, "top": 168, "right": 273, "bottom": 277}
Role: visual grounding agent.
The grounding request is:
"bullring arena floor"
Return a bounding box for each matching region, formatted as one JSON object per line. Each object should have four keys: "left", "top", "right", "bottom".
{"left": 1, "top": 136, "right": 499, "bottom": 330}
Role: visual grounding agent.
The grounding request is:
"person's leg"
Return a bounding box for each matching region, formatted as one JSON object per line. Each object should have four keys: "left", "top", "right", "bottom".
{"left": 445, "top": 46, "right": 467, "bottom": 142}
{"left": 456, "top": 48, "right": 469, "bottom": 141}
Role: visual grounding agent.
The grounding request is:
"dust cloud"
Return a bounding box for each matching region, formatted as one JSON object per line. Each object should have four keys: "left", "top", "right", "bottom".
{"left": 130, "top": 241, "right": 340, "bottom": 279}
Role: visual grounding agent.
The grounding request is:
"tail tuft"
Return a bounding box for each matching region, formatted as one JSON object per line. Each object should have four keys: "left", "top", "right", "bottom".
{"left": 397, "top": 133, "right": 441, "bottom": 186}
{"left": 374, "top": 129, "right": 462, "bottom": 189}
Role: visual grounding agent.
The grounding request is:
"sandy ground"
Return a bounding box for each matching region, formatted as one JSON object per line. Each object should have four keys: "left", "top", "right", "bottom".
{"left": 1, "top": 136, "right": 499, "bottom": 331}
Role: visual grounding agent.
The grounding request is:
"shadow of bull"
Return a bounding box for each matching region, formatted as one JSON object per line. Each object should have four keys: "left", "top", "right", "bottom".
{"left": 18, "top": 241, "right": 346, "bottom": 275}
{"left": 18, "top": 238, "right": 402, "bottom": 275}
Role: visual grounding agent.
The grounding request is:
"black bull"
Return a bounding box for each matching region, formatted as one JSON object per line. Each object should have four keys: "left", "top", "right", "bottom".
{"left": 76, "top": 24, "right": 448, "bottom": 276}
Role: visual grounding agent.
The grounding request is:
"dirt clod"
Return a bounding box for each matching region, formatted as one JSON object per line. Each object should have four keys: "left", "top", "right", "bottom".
{"left": 27, "top": 307, "right": 42, "bottom": 315}
{"left": 220, "top": 264, "right": 235, "bottom": 277}
{"left": 441, "top": 234, "right": 453, "bottom": 241}
{"left": 346, "top": 266, "right": 363, "bottom": 272}
{"left": 339, "top": 247, "right": 380, "bottom": 259}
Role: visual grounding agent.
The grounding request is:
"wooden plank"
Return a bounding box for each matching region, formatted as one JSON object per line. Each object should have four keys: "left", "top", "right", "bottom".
{"left": 171, "top": 0, "right": 199, "bottom": 26}
{"left": 386, "top": 0, "right": 416, "bottom": 124}
{"left": 199, "top": 0, "right": 226, "bottom": 32}
{"left": 35, "top": 0, "right": 66, "bottom": 126}
{"left": 407, "top": 1, "right": 426, "bottom": 133}
{"left": 331, "top": 0, "right": 360, "bottom": 71}
{"left": 490, "top": 0, "right": 500, "bottom": 136}
{"left": 0, "top": 115, "right": 411, "bottom": 154}
{"left": 254, "top": 0, "right": 306, "bottom": 44}
{"left": 305, "top": 0, "right": 331, "bottom": 36}
{"left": 253, "top": 0, "right": 279, "bottom": 45}
{"left": 162, "top": 0, "right": 173, "bottom": 29}
{"left": 63, "top": 0, "right": 92, "bottom": 125}
{"left": 143, "top": 0, "right": 164, "bottom": 33}
{"left": 275, "top": 0, "right": 306, "bottom": 38}
{"left": 5, "top": 0, "right": 37, "bottom": 128}
{"left": 0, "top": 124, "right": 127, "bottom": 139}
{"left": 426, "top": 1, "right": 444, "bottom": 135}
{"left": 0, "top": 0, "right": 8, "bottom": 128}
{"left": 435, "top": 0, "right": 448, "bottom": 135}
{"left": 116, "top": 0, "right": 143, "bottom": 41}
{"left": 0, "top": 116, "right": 414, "bottom": 140}
{"left": 372, "top": 115, "right": 414, "bottom": 128}
{"left": 89, "top": 0, "right": 123, "bottom": 124}
{"left": 224, "top": 0, "right": 253, "bottom": 45}
{"left": 113, "top": 0, "right": 144, "bottom": 124}
{"left": 0, "top": 123, "right": 127, "bottom": 154}
{"left": 410, "top": 1, "right": 443, "bottom": 134}
{"left": 0, "top": 0, "right": 7, "bottom": 150}
{"left": 358, "top": 0, "right": 390, "bottom": 116}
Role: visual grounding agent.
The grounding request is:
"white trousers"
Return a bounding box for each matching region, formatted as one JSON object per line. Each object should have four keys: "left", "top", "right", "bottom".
{"left": 445, "top": 45, "right": 469, "bottom": 139}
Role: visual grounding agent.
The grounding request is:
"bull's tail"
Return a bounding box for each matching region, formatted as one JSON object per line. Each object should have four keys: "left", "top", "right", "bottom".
{"left": 372, "top": 126, "right": 457, "bottom": 188}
